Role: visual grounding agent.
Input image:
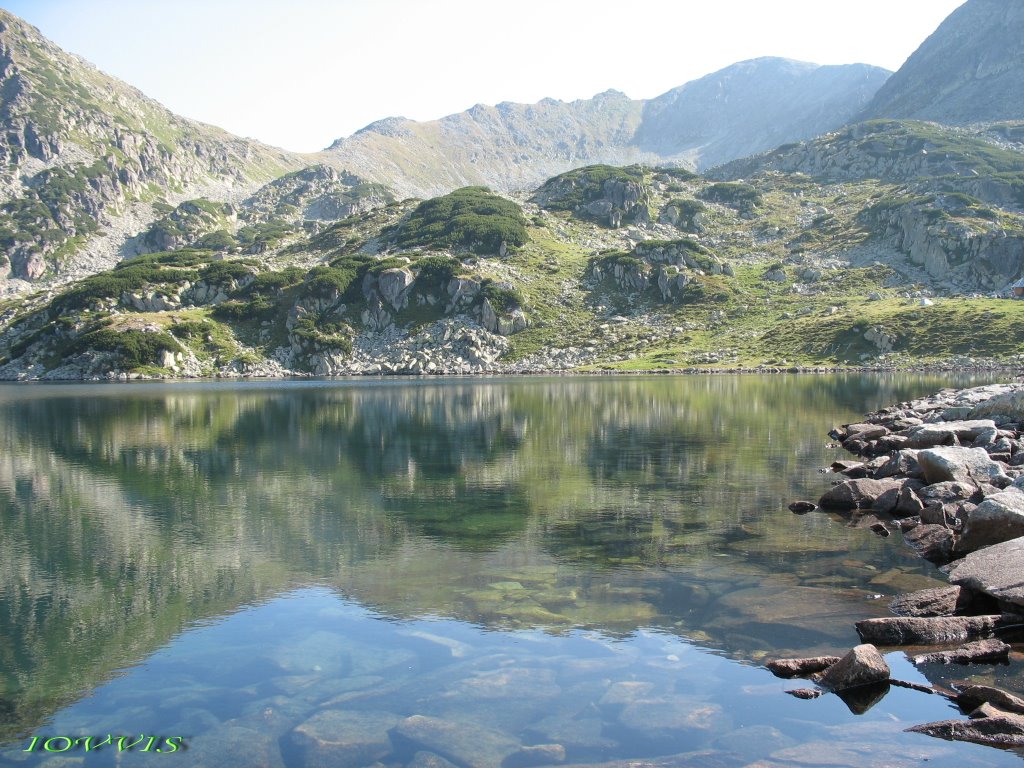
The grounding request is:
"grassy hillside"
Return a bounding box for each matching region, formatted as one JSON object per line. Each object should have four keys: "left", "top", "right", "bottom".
{"left": 1, "top": 143, "right": 1023, "bottom": 379}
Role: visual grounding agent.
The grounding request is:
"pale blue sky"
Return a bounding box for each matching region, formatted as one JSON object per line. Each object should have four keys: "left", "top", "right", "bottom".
{"left": 4, "top": 0, "right": 967, "bottom": 152}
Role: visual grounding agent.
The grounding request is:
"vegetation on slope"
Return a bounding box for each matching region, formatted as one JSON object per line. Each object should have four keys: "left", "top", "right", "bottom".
{"left": 387, "top": 186, "right": 528, "bottom": 255}
{"left": 1, "top": 134, "right": 1023, "bottom": 379}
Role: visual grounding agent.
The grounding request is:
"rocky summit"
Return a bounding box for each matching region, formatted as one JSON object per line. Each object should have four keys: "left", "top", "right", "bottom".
{"left": 860, "top": 0, "right": 1024, "bottom": 125}
{"left": 0, "top": 3, "right": 1022, "bottom": 379}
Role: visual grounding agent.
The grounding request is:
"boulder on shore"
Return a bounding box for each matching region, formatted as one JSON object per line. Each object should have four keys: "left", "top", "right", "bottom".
{"left": 956, "top": 491, "right": 1024, "bottom": 554}
{"left": 916, "top": 446, "right": 1007, "bottom": 485}
{"left": 902, "top": 420, "right": 998, "bottom": 449}
{"left": 946, "top": 536, "right": 1024, "bottom": 607}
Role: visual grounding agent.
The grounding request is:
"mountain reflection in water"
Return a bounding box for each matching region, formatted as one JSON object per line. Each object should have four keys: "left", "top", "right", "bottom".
{"left": 1, "top": 375, "right": 1019, "bottom": 766}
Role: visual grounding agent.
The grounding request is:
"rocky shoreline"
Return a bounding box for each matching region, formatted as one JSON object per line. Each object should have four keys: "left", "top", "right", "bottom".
{"left": 780, "top": 382, "right": 1024, "bottom": 749}
{"left": 2, "top": 360, "right": 1019, "bottom": 383}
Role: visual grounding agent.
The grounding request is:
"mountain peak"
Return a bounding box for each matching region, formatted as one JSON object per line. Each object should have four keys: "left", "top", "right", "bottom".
{"left": 860, "top": 0, "right": 1024, "bottom": 124}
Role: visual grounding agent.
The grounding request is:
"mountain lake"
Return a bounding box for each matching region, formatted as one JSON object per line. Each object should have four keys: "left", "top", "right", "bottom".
{"left": 2, "top": 374, "right": 1023, "bottom": 767}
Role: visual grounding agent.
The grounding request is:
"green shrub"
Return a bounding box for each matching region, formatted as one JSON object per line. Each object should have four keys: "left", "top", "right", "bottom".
{"left": 304, "top": 264, "right": 361, "bottom": 298}
{"left": 194, "top": 229, "right": 236, "bottom": 251}
{"left": 200, "top": 260, "right": 256, "bottom": 284}
{"left": 414, "top": 255, "right": 460, "bottom": 285}
{"left": 390, "top": 187, "right": 528, "bottom": 254}
{"left": 71, "top": 328, "right": 183, "bottom": 370}
{"left": 481, "top": 280, "right": 523, "bottom": 312}
{"left": 53, "top": 259, "right": 199, "bottom": 314}
{"left": 657, "top": 167, "right": 698, "bottom": 182}
{"left": 169, "top": 320, "right": 214, "bottom": 339}
{"left": 596, "top": 250, "right": 644, "bottom": 270}
{"left": 698, "top": 182, "right": 762, "bottom": 210}
{"left": 533, "top": 165, "right": 646, "bottom": 212}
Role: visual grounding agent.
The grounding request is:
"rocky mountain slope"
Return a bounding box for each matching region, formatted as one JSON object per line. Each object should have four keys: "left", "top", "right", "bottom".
{"left": 0, "top": 9, "right": 307, "bottom": 292}
{"left": 323, "top": 58, "right": 889, "bottom": 199}
{"left": 859, "top": 0, "right": 1024, "bottom": 124}
{"left": 2, "top": 140, "right": 1022, "bottom": 380}
{"left": 710, "top": 119, "right": 1024, "bottom": 289}
{"left": 0, "top": 5, "right": 892, "bottom": 294}
{"left": 633, "top": 58, "right": 888, "bottom": 169}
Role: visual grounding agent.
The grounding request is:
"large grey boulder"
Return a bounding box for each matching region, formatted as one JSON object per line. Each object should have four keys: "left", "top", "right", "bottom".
{"left": 917, "top": 446, "right": 1007, "bottom": 485}
{"left": 947, "top": 535, "right": 1024, "bottom": 607}
{"left": 902, "top": 420, "right": 998, "bottom": 448}
{"left": 378, "top": 268, "right": 415, "bottom": 311}
{"left": 970, "top": 388, "right": 1024, "bottom": 423}
{"left": 957, "top": 490, "right": 1024, "bottom": 554}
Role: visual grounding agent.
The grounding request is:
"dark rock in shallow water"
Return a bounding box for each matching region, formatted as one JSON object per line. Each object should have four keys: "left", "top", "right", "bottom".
{"left": 843, "top": 423, "right": 890, "bottom": 442}
{"left": 818, "top": 478, "right": 902, "bottom": 510}
{"left": 408, "top": 752, "right": 460, "bottom": 768}
{"left": 907, "top": 714, "right": 1024, "bottom": 747}
{"left": 766, "top": 656, "right": 842, "bottom": 678}
{"left": 785, "top": 688, "right": 823, "bottom": 700}
{"left": 503, "top": 743, "right": 567, "bottom": 768}
{"left": 817, "top": 644, "right": 890, "bottom": 692}
{"left": 903, "top": 523, "right": 956, "bottom": 563}
{"left": 855, "top": 614, "right": 1006, "bottom": 645}
{"left": 889, "top": 585, "right": 966, "bottom": 617}
{"left": 788, "top": 500, "right": 817, "bottom": 514}
{"left": 911, "top": 638, "right": 1010, "bottom": 665}
{"left": 830, "top": 459, "right": 865, "bottom": 475}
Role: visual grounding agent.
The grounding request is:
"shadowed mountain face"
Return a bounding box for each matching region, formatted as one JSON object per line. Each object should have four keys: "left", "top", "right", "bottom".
{"left": 633, "top": 58, "right": 890, "bottom": 169}
{"left": 859, "top": 0, "right": 1024, "bottom": 124}
{"left": 323, "top": 58, "right": 890, "bottom": 198}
